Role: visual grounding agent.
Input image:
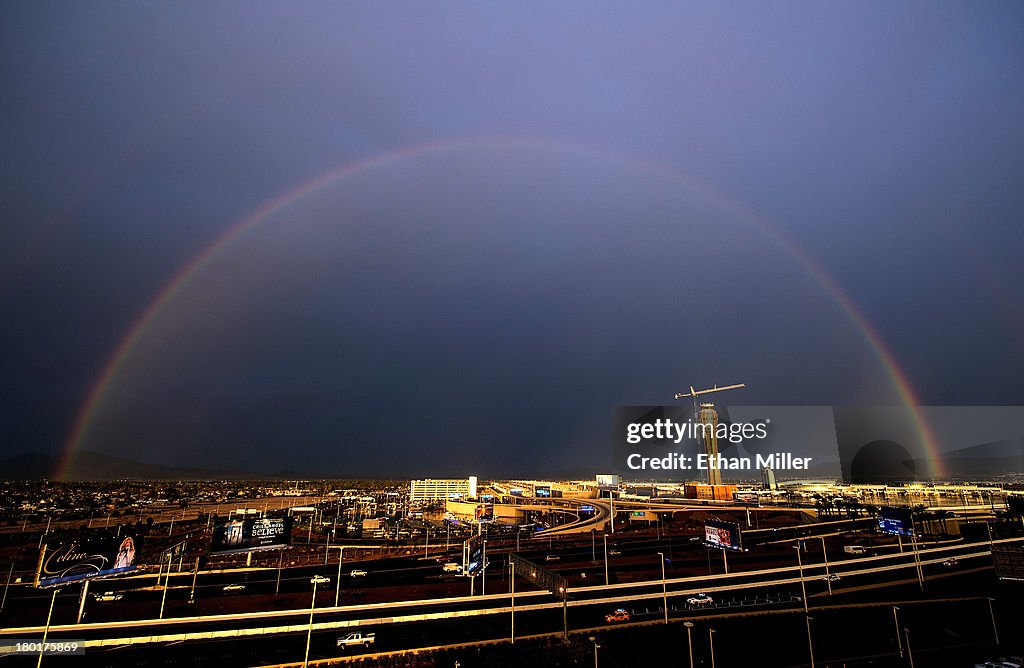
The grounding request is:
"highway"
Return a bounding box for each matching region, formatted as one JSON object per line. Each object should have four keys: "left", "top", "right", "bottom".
{"left": 1, "top": 536, "right": 1017, "bottom": 666}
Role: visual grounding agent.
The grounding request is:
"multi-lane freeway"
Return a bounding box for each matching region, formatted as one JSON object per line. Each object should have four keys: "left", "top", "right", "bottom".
{"left": 2, "top": 534, "right": 1018, "bottom": 667}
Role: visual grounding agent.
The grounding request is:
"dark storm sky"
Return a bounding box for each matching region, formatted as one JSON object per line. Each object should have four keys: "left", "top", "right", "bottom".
{"left": 2, "top": 2, "right": 1023, "bottom": 477}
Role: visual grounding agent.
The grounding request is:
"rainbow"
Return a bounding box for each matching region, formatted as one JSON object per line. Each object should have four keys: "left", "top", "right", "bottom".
{"left": 58, "top": 136, "right": 943, "bottom": 479}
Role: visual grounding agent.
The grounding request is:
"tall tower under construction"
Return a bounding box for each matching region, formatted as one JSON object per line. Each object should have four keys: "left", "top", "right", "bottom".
{"left": 698, "top": 402, "right": 722, "bottom": 485}
{"left": 675, "top": 383, "right": 745, "bottom": 487}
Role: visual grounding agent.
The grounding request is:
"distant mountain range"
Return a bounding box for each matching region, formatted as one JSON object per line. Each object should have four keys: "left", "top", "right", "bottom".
{"left": 0, "top": 451, "right": 258, "bottom": 481}
{"left": 0, "top": 451, "right": 603, "bottom": 482}
{"left": 910, "top": 435, "right": 1024, "bottom": 478}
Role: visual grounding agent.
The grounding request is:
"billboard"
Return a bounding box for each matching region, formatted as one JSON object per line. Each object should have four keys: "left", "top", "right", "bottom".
{"left": 876, "top": 506, "right": 914, "bottom": 537}
{"left": 1007, "top": 495, "right": 1024, "bottom": 518}
{"left": 733, "top": 491, "right": 760, "bottom": 506}
{"left": 38, "top": 536, "right": 140, "bottom": 588}
{"left": 464, "top": 535, "right": 486, "bottom": 576}
{"left": 212, "top": 516, "right": 293, "bottom": 553}
{"left": 475, "top": 503, "right": 495, "bottom": 523}
{"left": 993, "top": 545, "right": 1024, "bottom": 581}
{"left": 535, "top": 486, "right": 551, "bottom": 498}
{"left": 704, "top": 520, "right": 743, "bottom": 551}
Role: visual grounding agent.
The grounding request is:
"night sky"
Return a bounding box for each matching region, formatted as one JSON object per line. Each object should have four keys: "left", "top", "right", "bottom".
{"left": 2, "top": 3, "right": 1023, "bottom": 477}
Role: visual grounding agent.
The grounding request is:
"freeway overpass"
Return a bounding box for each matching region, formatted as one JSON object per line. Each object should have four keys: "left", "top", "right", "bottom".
{"left": 2, "top": 536, "right": 1018, "bottom": 667}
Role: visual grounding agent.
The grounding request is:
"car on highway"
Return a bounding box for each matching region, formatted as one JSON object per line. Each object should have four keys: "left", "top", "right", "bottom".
{"left": 608, "top": 549, "right": 622, "bottom": 556}
{"left": 943, "top": 558, "right": 960, "bottom": 567}
{"left": 349, "top": 569, "right": 368, "bottom": 577}
{"left": 822, "top": 574, "right": 841, "bottom": 583}
{"left": 544, "top": 555, "right": 560, "bottom": 562}
{"left": 686, "top": 593, "right": 714, "bottom": 606}
{"left": 223, "top": 583, "right": 246, "bottom": 592}
{"left": 336, "top": 632, "right": 375, "bottom": 649}
{"left": 92, "top": 592, "right": 123, "bottom": 602}
{"left": 605, "top": 608, "right": 630, "bottom": 623}
{"left": 310, "top": 575, "right": 331, "bottom": 585}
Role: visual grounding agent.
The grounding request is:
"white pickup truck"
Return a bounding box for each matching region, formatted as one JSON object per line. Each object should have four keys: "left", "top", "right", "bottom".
{"left": 336, "top": 632, "right": 375, "bottom": 649}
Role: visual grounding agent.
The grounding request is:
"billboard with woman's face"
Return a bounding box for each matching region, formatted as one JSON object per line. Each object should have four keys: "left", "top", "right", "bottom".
{"left": 37, "top": 535, "right": 140, "bottom": 588}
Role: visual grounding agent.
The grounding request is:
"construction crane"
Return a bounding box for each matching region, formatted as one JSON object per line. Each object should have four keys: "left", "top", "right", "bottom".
{"left": 674, "top": 383, "right": 746, "bottom": 406}
{"left": 674, "top": 383, "right": 745, "bottom": 485}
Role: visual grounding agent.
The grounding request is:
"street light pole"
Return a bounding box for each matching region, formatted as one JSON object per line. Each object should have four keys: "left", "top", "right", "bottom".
{"left": 37, "top": 588, "right": 57, "bottom": 668}
{"left": 709, "top": 628, "right": 717, "bottom": 668}
{"left": 987, "top": 597, "right": 1000, "bottom": 645}
{"left": 893, "top": 606, "right": 903, "bottom": 658}
{"left": 276, "top": 550, "right": 284, "bottom": 596}
{"left": 794, "top": 543, "right": 808, "bottom": 613}
{"left": 805, "top": 615, "right": 816, "bottom": 668}
{"left": 793, "top": 542, "right": 815, "bottom": 666}
{"left": 603, "top": 535, "right": 609, "bottom": 586}
{"left": 610, "top": 493, "right": 615, "bottom": 534}
{"left": 303, "top": 579, "right": 317, "bottom": 668}
{"left": 589, "top": 636, "right": 600, "bottom": 668}
{"left": 189, "top": 557, "right": 200, "bottom": 605}
{"left": 159, "top": 553, "right": 170, "bottom": 619}
{"left": 683, "top": 621, "right": 695, "bottom": 668}
{"left": 819, "top": 536, "right": 832, "bottom": 596}
{"left": 911, "top": 529, "right": 924, "bottom": 590}
{"left": 510, "top": 560, "right": 515, "bottom": 644}
{"left": 561, "top": 590, "right": 568, "bottom": 641}
{"left": 657, "top": 552, "right": 668, "bottom": 624}
{"left": 904, "top": 628, "right": 915, "bottom": 668}
{"left": 76, "top": 579, "right": 89, "bottom": 623}
{"left": 1, "top": 562, "right": 15, "bottom": 614}
{"left": 335, "top": 549, "right": 344, "bottom": 607}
